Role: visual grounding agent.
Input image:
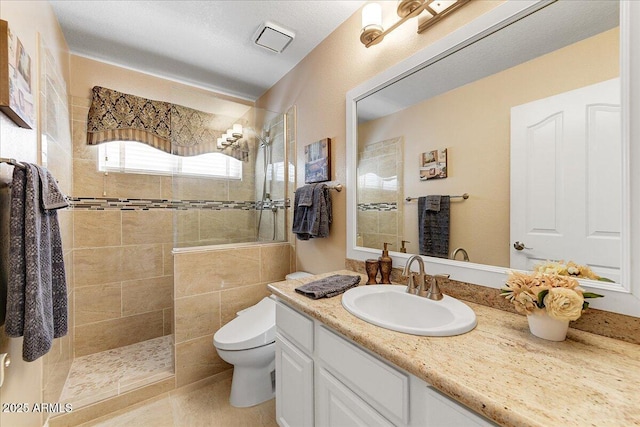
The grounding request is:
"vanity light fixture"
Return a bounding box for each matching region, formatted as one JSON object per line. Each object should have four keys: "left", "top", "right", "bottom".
{"left": 360, "top": 0, "right": 470, "bottom": 48}
{"left": 219, "top": 124, "right": 244, "bottom": 149}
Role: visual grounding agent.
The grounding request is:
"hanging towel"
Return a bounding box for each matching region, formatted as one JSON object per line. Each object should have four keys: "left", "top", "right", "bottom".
{"left": 6, "top": 163, "right": 68, "bottom": 362}
{"left": 295, "top": 275, "right": 361, "bottom": 299}
{"left": 418, "top": 195, "right": 450, "bottom": 259}
{"left": 425, "top": 195, "right": 441, "bottom": 212}
{"left": 292, "top": 183, "right": 332, "bottom": 240}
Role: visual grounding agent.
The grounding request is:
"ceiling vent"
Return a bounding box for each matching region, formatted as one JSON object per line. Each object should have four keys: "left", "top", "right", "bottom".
{"left": 254, "top": 22, "right": 295, "bottom": 53}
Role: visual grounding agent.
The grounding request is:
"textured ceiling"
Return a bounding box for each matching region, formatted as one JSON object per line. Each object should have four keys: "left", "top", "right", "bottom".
{"left": 50, "top": 1, "right": 365, "bottom": 100}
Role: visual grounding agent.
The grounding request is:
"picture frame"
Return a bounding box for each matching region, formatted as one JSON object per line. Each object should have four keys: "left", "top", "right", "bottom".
{"left": 420, "top": 148, "right": 447, "bottom": 180}
{"left": 304, "top": 138, "right": 331, "bottom": 183}
{"left": 0, "top": 20, "right": 35, "bottom": 129}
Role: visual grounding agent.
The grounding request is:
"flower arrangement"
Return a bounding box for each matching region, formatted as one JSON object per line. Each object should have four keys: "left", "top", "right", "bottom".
{"left": 501, "top": 270, "right": 604, "bottom": 321}
{"left": 533, "top": 260, "right": 614, "bottom": 282}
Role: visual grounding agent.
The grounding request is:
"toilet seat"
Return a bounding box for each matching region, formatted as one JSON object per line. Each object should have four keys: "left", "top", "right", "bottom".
{"left": 213, "top": 297, "right": 276, "bottom": 351}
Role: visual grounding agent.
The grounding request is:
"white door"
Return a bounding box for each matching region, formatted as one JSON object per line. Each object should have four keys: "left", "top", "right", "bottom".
{"left": 510, "top": 78, "right": 621, "bottom": 282}
{"left": 315, "top": 367, "right": 393, "bottom": 427}
{"left": 275, "top": 333, "right": 314, "bottom": 427}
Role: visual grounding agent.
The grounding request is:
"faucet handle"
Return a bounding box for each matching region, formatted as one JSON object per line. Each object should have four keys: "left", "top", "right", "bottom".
{"left": 426, "top": 274, "right": 448, "bottom": 301}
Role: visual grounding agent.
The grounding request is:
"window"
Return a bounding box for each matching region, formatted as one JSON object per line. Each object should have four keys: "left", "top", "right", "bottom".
{"left": 98, "top": 140, "right": 242, "bottom": 179}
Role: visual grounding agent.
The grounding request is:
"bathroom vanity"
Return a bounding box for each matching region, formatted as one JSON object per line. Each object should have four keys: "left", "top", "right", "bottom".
{"left": 269, "top": 271, "right": 640, "bottom": 427}
{"left": 274, "top": 295, "right": 494, "bottom": 427}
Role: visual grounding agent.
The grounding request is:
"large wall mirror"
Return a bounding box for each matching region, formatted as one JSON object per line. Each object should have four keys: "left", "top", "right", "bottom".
{"left": 346, "top": 0, "right": 640, "bottom": 317}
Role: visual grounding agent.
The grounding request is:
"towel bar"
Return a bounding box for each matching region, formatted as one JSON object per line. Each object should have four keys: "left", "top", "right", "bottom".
{"left": 296, "top": 182, "right": 342, "bottom": 192}
{"left": 405, "top": 193, "right": 468, "bottom": 202}
{"left": 0, "top": 157, "right": 26, "bottom": 169}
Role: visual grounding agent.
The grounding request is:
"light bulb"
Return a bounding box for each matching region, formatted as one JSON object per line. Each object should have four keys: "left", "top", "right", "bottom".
{"left": 362, "top": 3, "right": 382, "bottom": 29}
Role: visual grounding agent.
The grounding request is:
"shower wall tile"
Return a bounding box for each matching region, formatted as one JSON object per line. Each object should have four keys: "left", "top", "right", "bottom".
{"left": 163, "top": 308, "right": 173, "bottom": 335}
{"left": 74, "top": 246, "right": 123, "bottom": 286}
{"left": 122, "top": 244, "right": 164, "bottom": 281}
{"left": 73, "top": 158, "right": 104, "bottom": 197}
{"left": 174, "top": 247, "right": 258, "bottom": 297}
{"left": 172, "top": 176, "right": 228, "bottom": 201}
{"left": 74, "top": 311, "right": 164, "bottom": 357}
{"left": 122, "top": 210, "right": 173, "bottom": 245}
{"left": 74, "top": 210, "right": 122, "bottom": 248}
{"left": 122, "top": 276, "right": 173, "bottom": 316}
{"left": 72, "top": 122, "right": 95, "bottom": 161}
{"left": 58, "top": 210, "right": 74, "bottom": 253}
{"left": 175, "top": 334, "right": 231, "bottom": 388}
{"left": 108, "top": 173, "right": 162, "bottom": 200}
{"left": 219, "top": 283, "right": 271, "bottom": 326}
{"left": 174, "top": 292, "right": 220, "bottom": 344}
{"left": 163, "top": 243, "right": 174, "bottom": 276}
{"left": 172, "top": 242, "right": 291, "bottom": 387}
{"left": 174, "top": 210, "right": 199, "bottom": 243}
{"left": 260, "top": 244, "right": 290, "bottom": 283}
{"left": 75, "top": 283, "right": 122, "bottom": 325}
{"left": 74, "top": 244, "right": 164, "bottom": 286}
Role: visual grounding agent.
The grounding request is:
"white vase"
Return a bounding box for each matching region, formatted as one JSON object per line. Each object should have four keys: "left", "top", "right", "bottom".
{"left": 526, "top": 310, "right": 569, "bottom": 341}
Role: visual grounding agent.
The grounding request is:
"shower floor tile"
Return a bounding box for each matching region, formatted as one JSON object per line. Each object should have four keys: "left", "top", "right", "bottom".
{"left": 60, "top": 335, "right": 174, "bottom": 409}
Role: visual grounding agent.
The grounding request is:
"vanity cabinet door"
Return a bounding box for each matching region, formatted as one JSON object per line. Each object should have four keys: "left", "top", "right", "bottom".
{"left": 316, "top": 367, "right": 394, "bottom": 427}
{"left": 275, "top": 333, "right": 314, "bottom": 427}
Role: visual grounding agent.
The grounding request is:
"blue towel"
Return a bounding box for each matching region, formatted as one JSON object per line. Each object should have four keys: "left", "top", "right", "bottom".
{"left": 418, "top": 195, "right": 450, "bottom": 259}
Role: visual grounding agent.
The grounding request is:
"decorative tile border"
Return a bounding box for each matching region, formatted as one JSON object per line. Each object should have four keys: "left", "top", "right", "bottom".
{"left": 68, "top": 197, "right": 288, "bottom": 211}
{"left": 357, "top": 202, "right": 398, "bottom": 212}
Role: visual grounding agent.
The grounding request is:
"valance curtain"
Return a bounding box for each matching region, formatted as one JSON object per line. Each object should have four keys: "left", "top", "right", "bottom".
{"left": 86, "top": 86, "right": 249, "bottom": 161}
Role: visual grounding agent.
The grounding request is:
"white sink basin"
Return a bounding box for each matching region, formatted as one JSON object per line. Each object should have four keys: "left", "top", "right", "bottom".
{"left": 341, "top": 285, "right": 477, "bottom": 336}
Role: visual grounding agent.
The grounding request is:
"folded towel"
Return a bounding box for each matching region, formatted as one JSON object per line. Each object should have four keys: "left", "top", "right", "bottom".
{"left": 36, "top": 166, "right": 69, "bottom": 210}
{"left": 425, "top": 195, "right": 441, "bottom": 212}
{"left": 295, "top": 275, "right": 361, "bottom": 299}
{"left": 296, "top": 183, "right": 316, "bottom": 207}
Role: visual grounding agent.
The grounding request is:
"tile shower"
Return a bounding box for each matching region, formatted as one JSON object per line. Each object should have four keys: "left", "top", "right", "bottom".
{"left": 48, "top": 94, "right": 295, "bottom": 423}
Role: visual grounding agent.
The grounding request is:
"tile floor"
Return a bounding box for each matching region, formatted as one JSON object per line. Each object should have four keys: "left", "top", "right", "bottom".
{"left": 79, "top": 374, "right": 277, "bottom": 427}
{"left": 60, "top": 336, "right": 174, "bottom": 408}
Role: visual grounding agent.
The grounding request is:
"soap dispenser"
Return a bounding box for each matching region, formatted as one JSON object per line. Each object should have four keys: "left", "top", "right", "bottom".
{"left": 400, "top": 240, "right": 410, "bottom": 253}
{"left": 379, "top": 242, "right": 393, "bottom": 284}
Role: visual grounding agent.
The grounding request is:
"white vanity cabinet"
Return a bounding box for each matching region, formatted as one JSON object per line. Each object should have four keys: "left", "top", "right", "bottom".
{"left": 275, "top": 299, "right": 496, "bottom": 427}
{"left": 275, "top": 301, "right": 315, "bottom": 427}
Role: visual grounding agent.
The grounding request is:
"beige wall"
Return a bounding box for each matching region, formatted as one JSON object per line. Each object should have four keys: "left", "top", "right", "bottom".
{"left": 358, "top": 28, "right": 620, "bottom": 267}
{"left": 173, "top": 242, "right": 290, "bottom": 387}
{"left": 257, "top": 1, "right": 505, "bottom": 274}
{"left": 0, "top": 1, "right": 72, "bottom": 426}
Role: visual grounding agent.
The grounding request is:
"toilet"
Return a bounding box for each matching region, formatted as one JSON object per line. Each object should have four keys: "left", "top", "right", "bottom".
{"left": 213, "top": 272, "right": 312, "bottom": 407}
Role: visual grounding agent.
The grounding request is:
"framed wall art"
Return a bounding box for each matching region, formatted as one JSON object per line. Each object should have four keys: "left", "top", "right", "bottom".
{"left": 420, "top": 148, "right": 447, "bottom": 180}
{"left": 0, "top": 20, "right": 35, "bottom": 129}
{"left": 304, "top": 137, "right": 331, "bottom": 183}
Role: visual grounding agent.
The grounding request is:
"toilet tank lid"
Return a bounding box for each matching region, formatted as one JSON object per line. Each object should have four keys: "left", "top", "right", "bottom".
{"left": 213, "top": 297, "right": 275, "bottom": 350}
{"left": 285, "top": 271, "right": 313, "bottom": 280}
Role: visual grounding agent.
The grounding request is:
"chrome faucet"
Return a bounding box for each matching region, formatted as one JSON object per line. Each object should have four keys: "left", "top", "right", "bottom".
{"left": 402, "top": 255, "right": 426, "bottom": 295}
{"left": 450, "top": 247, "right": 469, "bottom": 262}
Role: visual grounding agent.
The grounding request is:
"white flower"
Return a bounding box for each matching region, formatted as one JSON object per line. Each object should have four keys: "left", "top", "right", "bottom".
{"left": 544, "top": 287, "right": 584, "bottom": 321}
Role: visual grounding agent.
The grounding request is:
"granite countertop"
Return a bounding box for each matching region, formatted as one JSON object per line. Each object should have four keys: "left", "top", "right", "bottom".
{"left": 268, "top": 270, "right": 640, "bottom": 427}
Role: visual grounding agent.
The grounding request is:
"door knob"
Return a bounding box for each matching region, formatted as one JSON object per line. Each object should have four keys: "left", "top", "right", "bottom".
{"left": 513, "top": 241, "right": 532, "bottom": 251}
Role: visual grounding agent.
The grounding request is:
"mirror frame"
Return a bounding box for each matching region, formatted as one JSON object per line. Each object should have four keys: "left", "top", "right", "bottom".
{"left": 346, "top": 0, "right": 640, "bottom": 317}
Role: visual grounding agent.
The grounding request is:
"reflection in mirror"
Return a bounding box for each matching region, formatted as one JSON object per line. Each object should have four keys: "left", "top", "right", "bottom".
{"left": 356, "top": 137, "right": 404, "bottom": 251}
{"left": 355, "top": 0, "right": 621, "bottom": 282}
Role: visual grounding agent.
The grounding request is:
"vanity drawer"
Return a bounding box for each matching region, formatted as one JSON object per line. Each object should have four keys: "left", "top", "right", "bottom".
{"left": 276, "top": 301, "right": 314, "bottom": 354}
{"left": 317, "top": 326, "right": 409, "bottom": 425}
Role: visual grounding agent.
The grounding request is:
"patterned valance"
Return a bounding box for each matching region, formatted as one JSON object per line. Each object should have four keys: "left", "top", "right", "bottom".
{"left": 86, "top": 86, "right": 249, "bottom": 161}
